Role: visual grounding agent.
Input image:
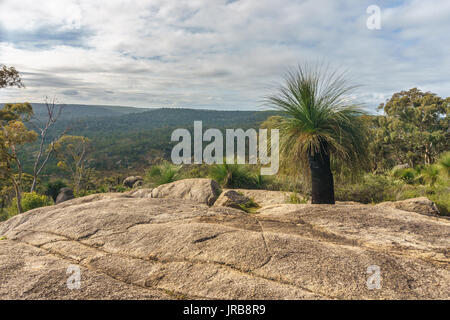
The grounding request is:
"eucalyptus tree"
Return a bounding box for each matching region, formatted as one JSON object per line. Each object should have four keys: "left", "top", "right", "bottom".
{"left": 377, "top": 88, "right": 449, "bottom": 167}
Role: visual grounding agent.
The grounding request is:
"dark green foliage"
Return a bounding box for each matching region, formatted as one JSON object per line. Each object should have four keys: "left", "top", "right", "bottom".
{"left": 146, "top": 161, "right": 182, "bottom": 187}
{"left": 237, "top": 197, "right": 260, "bottom": 213}
{"left": 208, "top": 162, "right": 260, "bottom": 189}
{"left": 391, "top": 167, "right": 416, "bottom": 184}
{"left": 287, "top": 191, "right": 308, "bottom": 204}
{"left": 265, "top": 64, "right": 368, "bottom": 204}
{"left": 335, "top": 174, "right": 399, "bottom": 203}
{"left": 44, "top": 180, "right": 67, "bottom": 201}
{"left": 334, "top": 170, "right": 449, "bottom": 215}
{"left": 438, "top": 151, "right": 450, "bottom": 177}
{"left": 373, "top": 88, "right": 449, "bottom": 168}
{"left": 5, "top": 192, "right": 53, "bottom": 219}
{"left": 19, "top": 108, "right": 280, "bottom": 175}
{"left": 418, "top": 165, "right": 440, "bottom": 186}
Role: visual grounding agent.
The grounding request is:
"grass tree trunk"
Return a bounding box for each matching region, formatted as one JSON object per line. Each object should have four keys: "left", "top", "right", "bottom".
{"left": 307, "top": 144, "right": 335, "bottom": 204}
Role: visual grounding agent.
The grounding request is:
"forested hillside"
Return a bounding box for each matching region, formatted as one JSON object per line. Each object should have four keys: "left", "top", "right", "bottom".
{"left": 1, "top": 103, "right": 144, "bottom": 123}
{"left": 21, "top": 107, "right": 280, "bottom": 172}
{"left": 49, "top": 107, "right": 279, "bottom": 136}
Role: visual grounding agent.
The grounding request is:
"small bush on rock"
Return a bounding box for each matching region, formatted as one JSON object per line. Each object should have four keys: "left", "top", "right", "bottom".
{"left": 6, "top": 192, "right": 53, "bottom": 218}
{"left": 44, "top": 180, "right": 67, "bottom": 201}
{"left": 146, "top": 161, "right": 182, "bottom": 187}
{"left": 209, "top": 162, "right": 260, "bottom": 189}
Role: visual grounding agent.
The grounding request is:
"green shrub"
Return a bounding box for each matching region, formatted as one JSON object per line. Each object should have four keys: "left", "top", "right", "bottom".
{"left": 97, "top": 185, "right": 108, "bottom": 193}
{"left": 335, "top": 173, "right": 399, "bottom": 203}
{"left": 6, "top": 192, "right": 54, "bottom": 218}
{"left": 44, "top": 180, "right": 67, "bottom": 201}
{"left": 146, "top": 161, "right": 182, "bottom": 187}
{"left": 209, "top": 162, "right": 260, "bottom": 189}
{"left": 334, "top": 171, "right": 449, "bottom": 215}
{"left": 429, "top": 189, "right": 450, "bottom": 216}
{"left": 181, "top": 164, "right": 210, "bottom": 179}
{"left": 437, "top": 151, "right": 450, "bottom": 177}
{"left": 76, "top": 184, "right": 114, "bottom": 197}
{"left": 261, "top": 174, "right": 310, "bottom": 195}
{"left": 418, "top": 164, "right": 440, "bottom": 186}
{"left": 391, "top": 167, "right": 416, "bottom": 184}
{"left": 114, "top": 185, "right": 127, "bottom": 192}
{"left": 393, "top": 183, "right": 449, "bottom": 216}
{"left": 238, "top": 199, "right": 260, "bottom": 213}
{"left": 287, "top": 192, "right": 308, "bottom": 204}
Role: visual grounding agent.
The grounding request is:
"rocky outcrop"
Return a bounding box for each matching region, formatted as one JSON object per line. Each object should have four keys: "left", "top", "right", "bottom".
{"left": 123, "top": 176, "right": 143, "bottom": 188}
{"left": 213, "top": 190, "right": 253, "bottom": 211}
{"left": 0, "top": 190, "right": 449, "bottom": 300}
{"left": 128, "top": 184, "right": 299, "bottom": 208}
{"left": 229, "top": 189, "right": 305, "bottom": 207}
{"left": 150, "top": 178, "right": 221, "bottom": 206}
{"left": 377, "top": 197, "right": 440, "bottom": 216}
{"left": 132, "top": 180, "right": 143, "bottom": 188}
{"left": 55, "top": 188, "right": 74, "bottom": 204}
{"left": 128, "top": 188, "right": 153, "bottom": 198}
{"left": 126, "top": 179, "right": 222, "bottom": 205}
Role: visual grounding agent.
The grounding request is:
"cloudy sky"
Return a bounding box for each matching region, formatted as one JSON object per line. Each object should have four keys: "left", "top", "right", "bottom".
{"left": 0, "top": 0, "right": 449, "bottom": 111}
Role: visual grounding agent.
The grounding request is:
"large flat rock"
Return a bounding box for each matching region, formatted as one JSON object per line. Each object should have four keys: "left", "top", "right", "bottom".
{"left": 0, "top": 193, "right": 449, "bottom": 299}
{"left": 227, "top": 189, "right": 294, "bottom": 207}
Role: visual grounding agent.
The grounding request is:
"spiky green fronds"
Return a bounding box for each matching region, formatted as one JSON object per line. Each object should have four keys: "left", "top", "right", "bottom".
{"left": 265, "top": 63, "right": 369, "bottom": 177}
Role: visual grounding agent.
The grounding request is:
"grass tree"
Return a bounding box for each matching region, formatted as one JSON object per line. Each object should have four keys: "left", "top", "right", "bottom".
{"left": 437, "top": 151, "right": 450, "bottom": 178}
{"left": 266, "top": 64, "right": 368, "bottom": 204}
{"left": 146, "top": 161, "right": 181, "bottom": 187}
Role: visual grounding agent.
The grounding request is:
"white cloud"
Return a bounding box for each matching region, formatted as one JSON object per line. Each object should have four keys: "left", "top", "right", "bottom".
{"left": 0, "top": 0, "right": 449, "bottom": 110}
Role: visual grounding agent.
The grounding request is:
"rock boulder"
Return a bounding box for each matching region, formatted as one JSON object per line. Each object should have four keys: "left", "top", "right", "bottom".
{"left": 0, "top": 193, "right": 449, "bottom": 299}
{"left": 213, "top": 190, "right": 252, "bottom": 210}
{"left": 377, "top": 197, "right": 440, "bottom": 216}
{"left": 151, "top": 178, "right": 221, "bottom": 206}
{"left": 229, "top": 189, "right": 304, "bottom": 207}
{"left": 55, "top": 188, "right": 74, "bottom": 204}
{"left": 123, "top": 176, "right": 143, "bottom": 188}
{"left": 128, "top": 188, "right": 153, "bottom": 198}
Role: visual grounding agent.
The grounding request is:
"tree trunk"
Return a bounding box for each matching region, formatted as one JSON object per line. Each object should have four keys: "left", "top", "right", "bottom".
{"left": 1, "top": 197, "right": 4, "bottom": 217}
{"left": 12, "top": 182, "right": 23, "bottom": 214}
{"left": 307, "top": 143, "right": 335, "bottom": 204}
{"left": 30, "top": 179, "right": 37, "bottom": 193}
{"left": 16, "top": 192, "right": 23, "bottom": 214}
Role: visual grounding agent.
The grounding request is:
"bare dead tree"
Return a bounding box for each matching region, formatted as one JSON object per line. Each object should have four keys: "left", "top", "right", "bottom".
{"left": 29, "top": 97, "right": 69, "bottom": 192}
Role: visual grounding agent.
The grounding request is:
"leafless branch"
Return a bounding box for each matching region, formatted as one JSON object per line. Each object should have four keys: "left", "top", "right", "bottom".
{"left": 29, "top": 96, "right": 68, "bottom": 192}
